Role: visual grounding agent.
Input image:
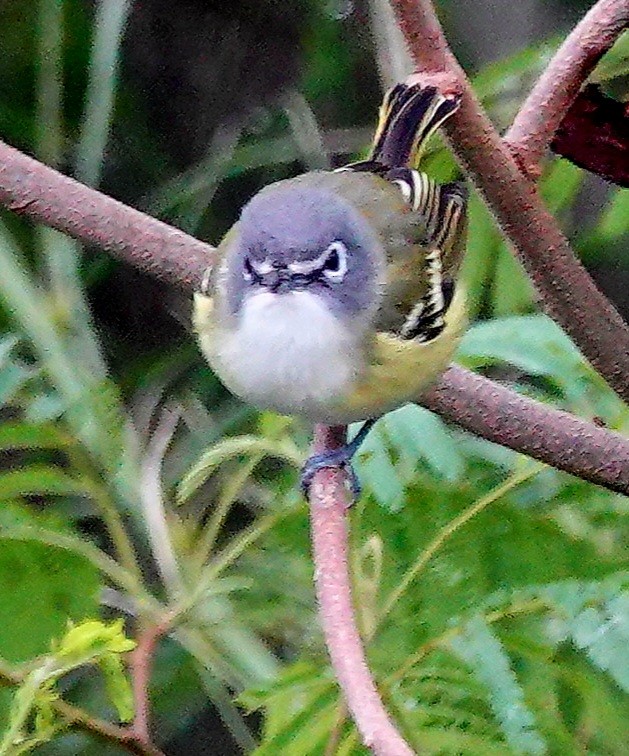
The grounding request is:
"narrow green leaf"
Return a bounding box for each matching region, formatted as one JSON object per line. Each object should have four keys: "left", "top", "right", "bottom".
{"left": 177, "top": 435, "right": 303, "bottom": 504}
{"left": 450, "top": 617, "right": 547, "bottom": 754}
{"left": 458, "top": 315, "right": 583, "bottom": 383}
{"left": 383, "top": 405, "right": 464, "bottom": 482}
{"left": 540, "top": 159, "right": 583, "bottom": 215}
{"left": 354, "top": 424, "right": 405, "bottom": 511}
{"left": 99, "top": 653, "right": 135, "bottom": 723}
{"left": 254, "top": 688, "right": 338, "bottom": 755}
{"left": 0, "top": 422, "right": 70, "bottom": 451}
{"left": 492, "top": 249, "right": 536, "bottom": 316}
{"left": 0, "top": 465, "right": 89, "bottom": 499}
{"left": 597, "top": 189, "right": 629, "bottom": 241}
{"left": 460, "top": 197, "right": 502, "bottom": 320}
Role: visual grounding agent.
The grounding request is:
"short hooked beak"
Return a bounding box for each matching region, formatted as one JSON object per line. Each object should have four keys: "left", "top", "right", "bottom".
{"left": 260, "top": 267, "right": 309, "bottom": 293}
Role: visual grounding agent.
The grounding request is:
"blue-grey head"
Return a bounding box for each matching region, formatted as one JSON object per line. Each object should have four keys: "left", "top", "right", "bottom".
{"left": 222, "top": 184, "right": 384, "bottom": 323}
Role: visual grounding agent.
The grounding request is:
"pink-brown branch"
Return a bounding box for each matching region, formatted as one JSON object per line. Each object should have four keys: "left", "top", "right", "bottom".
{"left": 128, "top": 618, "right": 173, "bottom": 748}
{"left": 0, "top": 142, "right": 213, "bottom": 290}
{"left": 505, "top": 0, "right": 629, "bottom": 169}
{"left": 310, "top": 425, "right": 415, "bottom": 756}
{"left": 423, "top": 366, "right": 629, "bottom": 495}
{"left": 0, "top": 138, "right": 626, "bottom": 492}
{"left": 390, "top": 0, "right": 629, "bottom": 404}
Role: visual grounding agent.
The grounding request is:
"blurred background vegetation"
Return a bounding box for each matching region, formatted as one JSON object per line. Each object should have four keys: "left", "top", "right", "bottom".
{"left": 0, "top": 0, "right": 627, "bottom": 753}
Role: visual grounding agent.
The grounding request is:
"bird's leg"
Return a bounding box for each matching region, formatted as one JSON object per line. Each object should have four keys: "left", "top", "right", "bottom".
{"left": 300, "top": 419, "right": 377, "bottom": 499}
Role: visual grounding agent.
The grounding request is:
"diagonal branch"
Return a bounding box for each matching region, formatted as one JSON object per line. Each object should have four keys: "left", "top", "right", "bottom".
{"left": 128, "top": 614, "right": 176, "bottom": 749}
{"left": 0, "top": 661, "right": 164, "bottom": 756}
{"left": 423, "top": 366, "right": 629, "bottom": 495}
{"left": 0, "top": 138, "right": 626, "bottom": 494}
{"left": 0, "top": 141, "right": 213, "bottom": 290}
{"left": 389, "top": 0, "right": 629, "bottom": 404}
{"left": 505, "top": 0, "right": 629, "bottom": 169}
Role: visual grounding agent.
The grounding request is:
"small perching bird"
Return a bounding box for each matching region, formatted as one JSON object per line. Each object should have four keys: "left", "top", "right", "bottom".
{"left": 194, "top": 83, "right": 467, "bottom": 491}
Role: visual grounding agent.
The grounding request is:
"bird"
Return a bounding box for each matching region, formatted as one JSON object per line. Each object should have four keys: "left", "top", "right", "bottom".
{"left": 193, "top": 82, "right": 468, "bottom": 493}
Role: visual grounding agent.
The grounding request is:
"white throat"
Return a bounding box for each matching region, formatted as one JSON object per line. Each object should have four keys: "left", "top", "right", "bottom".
{"left": 216, "top": 290, "right": 363, "bottom": 419}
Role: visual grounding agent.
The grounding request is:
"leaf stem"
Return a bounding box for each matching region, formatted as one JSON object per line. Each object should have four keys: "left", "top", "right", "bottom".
{"left": 389, "top": 598, "right": 548, "bottom": 685}
{"left": 380, "top": 464, "right": 542, "bottom": 622}
{"left": 191, "top": 454, "right": 263, "bottom": 571}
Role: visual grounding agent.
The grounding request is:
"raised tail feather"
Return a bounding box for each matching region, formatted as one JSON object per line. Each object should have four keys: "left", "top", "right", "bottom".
{"left": 370, "top": 83, "right": 460, "bottom": 169}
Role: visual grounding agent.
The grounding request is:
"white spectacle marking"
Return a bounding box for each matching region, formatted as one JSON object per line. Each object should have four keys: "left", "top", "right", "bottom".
{"left": 288, "top": 249, "right": 330, "bottom": 275}
{"left": 393, "top": 179, "right": 412, "bottom": 204}
{"left": 250, "top": 258, "right": 275, "bottom": 276}
{"left": 287, "top": 240, "right": 348, "bottom": 281}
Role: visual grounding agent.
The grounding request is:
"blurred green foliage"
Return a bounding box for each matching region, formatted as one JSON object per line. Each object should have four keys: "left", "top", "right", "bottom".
{"left": 0, "top": 0, "right": 627, "bottom": 753}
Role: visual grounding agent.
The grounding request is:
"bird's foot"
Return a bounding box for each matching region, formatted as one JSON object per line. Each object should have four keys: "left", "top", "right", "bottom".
{"left": 300, "top": 419, "right": 377, "bottom": 501}
{"left": 300, "top": 447, "right": 362, "bottom": 500}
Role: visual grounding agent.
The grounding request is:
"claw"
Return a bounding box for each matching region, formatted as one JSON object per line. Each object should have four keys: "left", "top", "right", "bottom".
{"left": 300, "top": 419, "right": 376, "bottom": 501}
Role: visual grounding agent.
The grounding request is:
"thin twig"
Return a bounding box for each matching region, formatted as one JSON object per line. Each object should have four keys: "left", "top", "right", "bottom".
{"left": 128, "top": 614, "right": 176, "bottom": 748}
{"left": 309, "top": 425, "right": 415, "bottom": 756}
{"left": 0, "top": 138, "right": 626, "bottom": 494}
{"left": 505, "top": 0, "right": 629, "bottom": 170}
{"left": 389, "top": 0, "right": 629, "bottom": 403}
{"left": 0, "top": 662, "right": 164, "bottom": 756}
{"left": 55, "top": 697, "right": 166, "bottom": 756}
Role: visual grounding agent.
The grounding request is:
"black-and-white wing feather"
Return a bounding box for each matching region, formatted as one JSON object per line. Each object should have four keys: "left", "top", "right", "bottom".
{"left": 389, "top": 170, "right": 466, "bottom": 341}
{"left": 334, "top": 83, "right": 467, "bottom": 343}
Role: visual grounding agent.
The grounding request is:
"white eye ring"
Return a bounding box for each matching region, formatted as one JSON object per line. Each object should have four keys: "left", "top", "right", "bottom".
{"left": 243, "top": 256, "right": 274, "bottom": 281}
{"left": 322, "top": 241, "right": 348, "bottom": 281}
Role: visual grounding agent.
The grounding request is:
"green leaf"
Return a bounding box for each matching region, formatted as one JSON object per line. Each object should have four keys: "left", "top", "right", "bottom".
{"left": 540, "top": 159, "right": 584, "bottom": 216}
{"left": 0, "top": 620, "right": 136, "bottom": 752}
{"left": 240, "top": 663, "right": 338, "bottom": 755}
{"left": 450, "top": 618, "right": 547, "bottom": 754}
{"left": 458, "top": 315, "right": 583, "bottom": 384}
{"left": 55, "top": 618, "right": 135, "bottom": 662}
{"left": 597, "top": 189, "right": 629, "bottom": 241}
{"left": 473, "top": 39, "right": 559, "bottom": 102}
{"left": 177, "top": 435, "right": 303, "bottom": 504}
{"left": 541, "top": 577, "right": 629, "bottom": 693}
{"left": 460, "top": 196, "right": 502, "bottom": 320}
{"left": 0, "top": 422, "right": 70, "bottom": 451}
{"left": 569, "top": 597, "right": 629, "bottom": 691}
{"left": 382, "top": 405, "right": 464, "bottom": 483}
{"left": 592, "top": 29, "right": 629, "bottom": 82}
{"left": 99, "top": 653, "right": 135, "bottom": 723}
{"left": 491, "top": 250, "right": 536, "bottom": 317}
{"left": 0, "top": 465, "right": 89, "bottom": 500}
{"left": 0, "top": 541, "right": 100, "bottom": 664}
{"left": 353, "top": 423, "right": 405, "bottom": 511}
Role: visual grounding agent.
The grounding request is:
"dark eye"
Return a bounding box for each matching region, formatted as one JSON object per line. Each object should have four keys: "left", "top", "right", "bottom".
{"left": 322, "top": 241, "right": 348, "bottom": 281}
{"left": 243, "top": 256, "right": 255, "bottom": 281}
{"left": 325, "top": 249, "right": 340, "bottom": 272}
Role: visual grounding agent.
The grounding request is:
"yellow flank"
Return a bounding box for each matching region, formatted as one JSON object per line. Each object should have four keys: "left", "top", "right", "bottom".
{"left": 193, "top": 291, "right": 217, "bottom": 361}
{"left": 329, "top": 285, "right": 466, "bottom": 423}
{"left": 193, "top": 285, "right": 466, "bottom": 425}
